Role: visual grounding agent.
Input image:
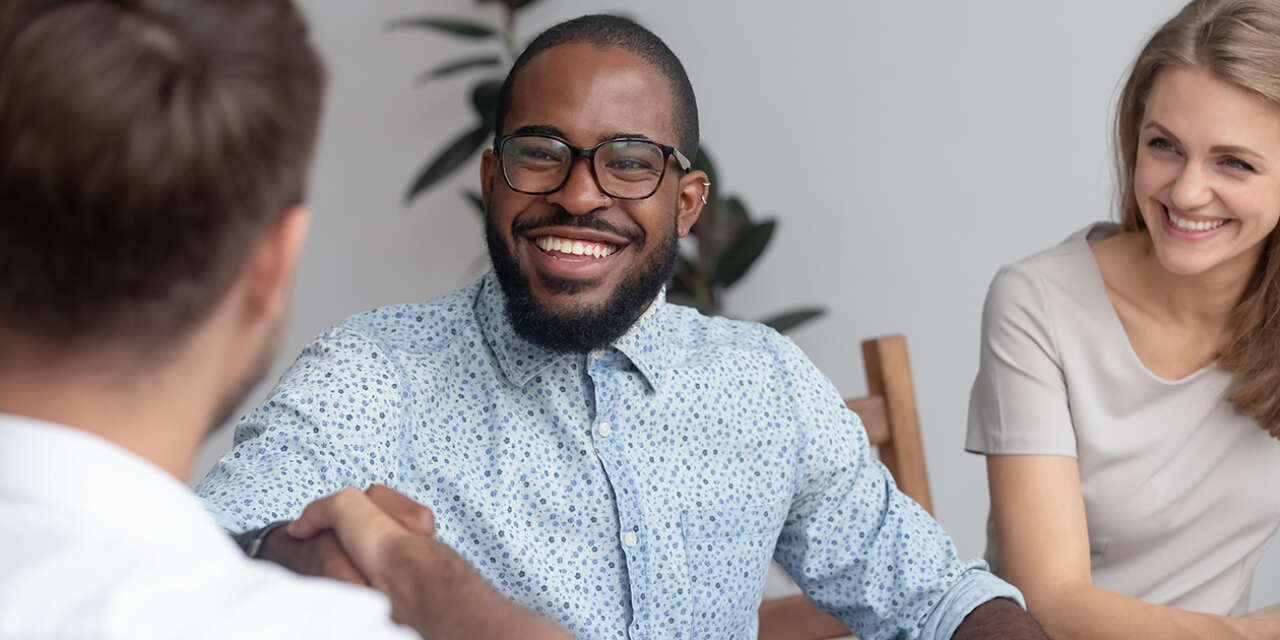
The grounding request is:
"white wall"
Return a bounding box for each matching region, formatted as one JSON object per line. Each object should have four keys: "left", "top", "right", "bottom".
{"left": 192, "top": 0, "right": 1280, "bottom": 609}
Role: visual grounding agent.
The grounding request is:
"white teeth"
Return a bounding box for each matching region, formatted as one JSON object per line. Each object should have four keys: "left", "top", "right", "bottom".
{"left": 533, "top": 235, "right": 618, "bottom": 258}
{"left": 1167, "top": 209, "right": 1226, "bottom": 232}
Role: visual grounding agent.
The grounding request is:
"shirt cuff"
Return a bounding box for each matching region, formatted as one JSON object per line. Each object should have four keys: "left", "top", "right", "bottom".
{"left": 919, "top": 565, "right": 1025, "bottom": 640}
{"left": 197, "top": 493, "right": 246, "bottom": 533}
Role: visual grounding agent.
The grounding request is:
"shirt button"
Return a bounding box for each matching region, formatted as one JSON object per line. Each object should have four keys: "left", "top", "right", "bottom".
{"left": 598, "top": 421, "right": 612, "bottom": 437}
{"left": 622, "top": 531, "right": 638, "bottom": 548}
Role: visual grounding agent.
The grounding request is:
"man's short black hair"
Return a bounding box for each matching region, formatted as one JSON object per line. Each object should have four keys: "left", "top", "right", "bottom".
{"left": 493, "top": 14, "right": 699, "bottom": 160}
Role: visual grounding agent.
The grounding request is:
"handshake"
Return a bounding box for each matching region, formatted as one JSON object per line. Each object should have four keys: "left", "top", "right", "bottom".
{"left": 259, "top": 486, "right": 570, "bottom": 639}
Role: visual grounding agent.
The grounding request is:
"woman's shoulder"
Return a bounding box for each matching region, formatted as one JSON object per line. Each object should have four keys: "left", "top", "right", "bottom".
{"left": 1003, "top": 222, "right": 1118, "bottom": 280}
{"left": 986, "top": 222, "right": 1116, "bottom": 307}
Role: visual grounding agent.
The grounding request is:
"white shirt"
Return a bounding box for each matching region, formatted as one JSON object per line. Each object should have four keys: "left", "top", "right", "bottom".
{"left": 0, "top": 413, "right": 419, "bottom": 639}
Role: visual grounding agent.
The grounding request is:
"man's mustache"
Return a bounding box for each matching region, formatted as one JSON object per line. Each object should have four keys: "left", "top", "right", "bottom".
{"left": 512, "top": 208, "right": 645, "bottom": 245}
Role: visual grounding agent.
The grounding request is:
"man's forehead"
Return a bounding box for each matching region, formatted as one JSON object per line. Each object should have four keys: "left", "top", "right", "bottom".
{"left": 505, "top": 42, "right": 679, "bottom": 146}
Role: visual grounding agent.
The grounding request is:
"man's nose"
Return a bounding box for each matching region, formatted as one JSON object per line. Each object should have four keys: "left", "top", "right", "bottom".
{"left": 546, "top": 157, "right": 611, "bottom": 215}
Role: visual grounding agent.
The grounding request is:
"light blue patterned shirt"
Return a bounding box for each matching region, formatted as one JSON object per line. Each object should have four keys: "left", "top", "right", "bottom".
{"left": 197, "top": 271, "right": 1021, "bottom": 639}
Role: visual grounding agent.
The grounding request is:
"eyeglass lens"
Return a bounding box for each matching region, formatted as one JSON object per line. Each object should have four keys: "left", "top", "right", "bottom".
{"left": 501, "top": 135, "right": 667, "bottom": 199}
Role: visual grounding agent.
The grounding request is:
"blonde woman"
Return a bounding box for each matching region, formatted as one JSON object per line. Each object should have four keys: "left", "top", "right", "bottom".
{"left": 967, "top": 1, "right": 1280, "bottom": 637}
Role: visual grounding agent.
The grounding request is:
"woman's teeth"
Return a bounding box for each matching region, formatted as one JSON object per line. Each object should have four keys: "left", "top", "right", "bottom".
{"left": 534, "top": 235, "right": 619, "bottom": 258}
{"left": 1167, "top": 208, "right": 1227, "bottom": 232}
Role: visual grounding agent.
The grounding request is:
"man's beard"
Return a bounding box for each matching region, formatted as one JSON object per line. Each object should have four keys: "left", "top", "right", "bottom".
{"left": 485, "top": 207, "right": 678, "bottom": 353}
{"left": 206, "top": 313, "right": 284, "bottom": 438}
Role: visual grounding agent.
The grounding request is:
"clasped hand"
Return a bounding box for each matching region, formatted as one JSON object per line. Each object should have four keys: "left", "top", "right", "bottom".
{"left": 261, "top": 485, "right": 436, "bottom": 587}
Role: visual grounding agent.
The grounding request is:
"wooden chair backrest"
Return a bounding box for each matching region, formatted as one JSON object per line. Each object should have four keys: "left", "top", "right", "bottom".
{"left": 757, "top": 334, "right": 932, "bottom": 640}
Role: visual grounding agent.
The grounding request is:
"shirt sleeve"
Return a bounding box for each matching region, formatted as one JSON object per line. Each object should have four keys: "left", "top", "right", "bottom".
{"left": 195, "top": 325, "right": 409, "bottom": 533}
{"left": 965, "top": 264, "right": 1077, "bottom": 457}
{"left": 770, "top": 337, "right": 1024, "bottom": 640}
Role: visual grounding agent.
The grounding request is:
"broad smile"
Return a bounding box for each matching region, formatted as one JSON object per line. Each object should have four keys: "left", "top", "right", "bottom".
{"left": 534, "top": 235, "right": 620, "bottom": 258}
{"left": 519, "top": 227, "right": 632, "bottom": 280}
{"left": 1160, "top": 203, "right": 1232, "bottom": 240}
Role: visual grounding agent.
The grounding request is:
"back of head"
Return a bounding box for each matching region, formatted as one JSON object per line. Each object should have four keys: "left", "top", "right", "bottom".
{"left": 493, "top": 14, "right": 699, "bottom": 159}
{"left": 0, "top": 0, "right": 325, "bottom": 357}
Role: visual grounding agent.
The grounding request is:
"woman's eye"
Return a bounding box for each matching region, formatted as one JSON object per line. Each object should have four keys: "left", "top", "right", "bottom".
{"left": 1224, "top": 156, "right": 1256, "bottom": 172}
{"left": 1147, "top": 136, "right": 1177, "bottom": 153}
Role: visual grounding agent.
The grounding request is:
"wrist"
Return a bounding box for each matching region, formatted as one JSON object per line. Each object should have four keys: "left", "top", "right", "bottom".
{"left": 231, "top": 520, "right": 291, "bottom": 558}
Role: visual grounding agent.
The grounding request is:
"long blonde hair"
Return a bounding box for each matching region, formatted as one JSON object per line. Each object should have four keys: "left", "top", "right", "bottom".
{"left": 1115, "top": 0, "right": 1280, "bottom": 437}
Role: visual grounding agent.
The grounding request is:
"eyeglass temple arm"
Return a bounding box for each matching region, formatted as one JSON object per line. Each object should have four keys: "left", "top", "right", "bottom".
{"left": 673, "top": 148, "right": 692, "bottom": 171}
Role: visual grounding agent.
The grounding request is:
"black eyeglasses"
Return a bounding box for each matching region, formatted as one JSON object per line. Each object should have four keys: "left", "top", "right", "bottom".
{"left": 496, "top": 133, "right": 691, "bottom": 200}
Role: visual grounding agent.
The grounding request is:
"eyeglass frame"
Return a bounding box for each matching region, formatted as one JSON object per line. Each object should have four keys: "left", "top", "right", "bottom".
{"left": 494, "top": 133, "right": 693, "bottom": 200}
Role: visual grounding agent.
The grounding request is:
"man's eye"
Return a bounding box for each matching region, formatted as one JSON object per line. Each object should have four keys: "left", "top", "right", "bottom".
{"left": 608, "top": 157, "right": 655, "bottom": 171}
{"left": 520, "top": 149, "right": 561, "bottom": 162}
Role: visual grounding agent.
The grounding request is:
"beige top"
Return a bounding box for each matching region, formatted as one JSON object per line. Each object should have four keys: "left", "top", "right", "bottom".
{"left": 966, "top": 222, "right": 1280, "bottom": 615}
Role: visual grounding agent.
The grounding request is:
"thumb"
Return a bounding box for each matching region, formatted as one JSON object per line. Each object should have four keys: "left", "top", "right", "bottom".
{"left": 286, "top": 487, "right": 366, "bottom": 539}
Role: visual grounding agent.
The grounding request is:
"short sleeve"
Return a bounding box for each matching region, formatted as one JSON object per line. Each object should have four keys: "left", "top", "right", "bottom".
{"left": 966, "top": 264, "right": 1078, "bottom": 456}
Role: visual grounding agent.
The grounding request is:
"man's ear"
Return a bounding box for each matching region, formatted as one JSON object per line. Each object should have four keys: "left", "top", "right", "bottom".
{"left": 480, "top": 149, "right": 497, "bottom": 210}
{"left": 675, "top": 169, "right": 710, "bottom": 237}
{"left": 244, "top": 206, "right": 310, "bottom": 320}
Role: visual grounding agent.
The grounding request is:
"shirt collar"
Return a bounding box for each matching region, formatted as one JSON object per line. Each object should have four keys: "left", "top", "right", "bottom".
{"left": 474, "top": 270, "right": 673, "bottom": 392}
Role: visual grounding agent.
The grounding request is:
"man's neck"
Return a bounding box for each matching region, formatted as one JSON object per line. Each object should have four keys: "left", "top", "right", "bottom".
{"left": 0, "top": 352, "right": 214, "bottom": 481}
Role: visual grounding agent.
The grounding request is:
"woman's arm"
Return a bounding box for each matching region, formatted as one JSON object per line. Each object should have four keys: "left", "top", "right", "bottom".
{"left": 988, "top": 454, "right": 1280, "bottom": 640}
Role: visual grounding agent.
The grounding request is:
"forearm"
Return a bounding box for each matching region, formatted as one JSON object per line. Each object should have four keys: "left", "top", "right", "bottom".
{"left": 1030, "top": 581, "right": 1280, "bottom": 640}
{"left": 951, "top": 598, "right": 1047, "bottom": 639}
{"left": 371, "top": 536, "right": 570, "bottom": 640}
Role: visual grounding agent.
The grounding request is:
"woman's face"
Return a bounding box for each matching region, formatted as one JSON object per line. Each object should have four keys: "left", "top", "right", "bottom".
{"left": 1135, "top": 66, "right": 1280, "bottom": 278}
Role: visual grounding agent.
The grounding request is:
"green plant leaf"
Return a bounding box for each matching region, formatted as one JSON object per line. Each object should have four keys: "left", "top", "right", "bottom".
{"left": 720, "top": 195, "right": 750, "bottom": 226}
{"left": 668, "top": 254, "right": 698, "bottom": 297}
{"left": 471, "top": 79, "right": 502, "bottom": 129}
{"left": 387, "top": 16, "right": 496, "bottom": 38}
{"left": 405, "top": 125, "right": 490, "bottom": 203}
{"left": 414, "top": 55, "right": 502, "bottom": 85}
{"left": 693, "top": 147, "right": 718, "bottom": 191}
{"left": 712, "top": 219, "right": 775, "bottom": 287}
{"left": 463, "top": 189, "right": 486, "bottom": 215}
{"left": 667, "top": 279, "right": 694, "bottom": 298}
{"left": 667, "top": 292, "right": 719, "bottom": 316}
{"left": 759, "top": 307, "right": 825, "bottom": 333}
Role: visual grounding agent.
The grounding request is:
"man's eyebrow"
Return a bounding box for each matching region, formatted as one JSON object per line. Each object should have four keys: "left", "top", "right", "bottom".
{"left": 510, "top": 124, "right": 567, "bottom": 138}
{"left": 598, "top": 132, "right": 652, "bottom": 143}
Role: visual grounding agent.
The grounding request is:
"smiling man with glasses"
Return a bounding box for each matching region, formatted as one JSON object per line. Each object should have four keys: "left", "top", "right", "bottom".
{"left": 197, "top": 14, "right": 1046, "bottom": 639}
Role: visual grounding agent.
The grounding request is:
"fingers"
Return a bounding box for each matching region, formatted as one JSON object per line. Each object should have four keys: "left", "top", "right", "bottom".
{"left": 287, "top": 487, "right": 369, "bottom": 539}
{"left": 285, "top": 487, "right": 403, "bottom": 574}
{"left": 312, "top": 531, "right": 371, "bottom": 586}
{"left": 365, "top": 484, "right": 436, "bottom": 536}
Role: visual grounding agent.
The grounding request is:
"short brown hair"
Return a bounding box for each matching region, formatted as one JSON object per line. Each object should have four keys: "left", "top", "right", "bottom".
{"left": 1115, "top": 0, "right": 1280, "bottom": 436}
{"left": 0, "top": 0, "right": 325, "bottom": 353}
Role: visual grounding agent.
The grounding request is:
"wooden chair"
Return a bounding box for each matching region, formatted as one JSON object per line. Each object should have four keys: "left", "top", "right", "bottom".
{"left": 757, "top": 334, "right": 933, "bottom": 640}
